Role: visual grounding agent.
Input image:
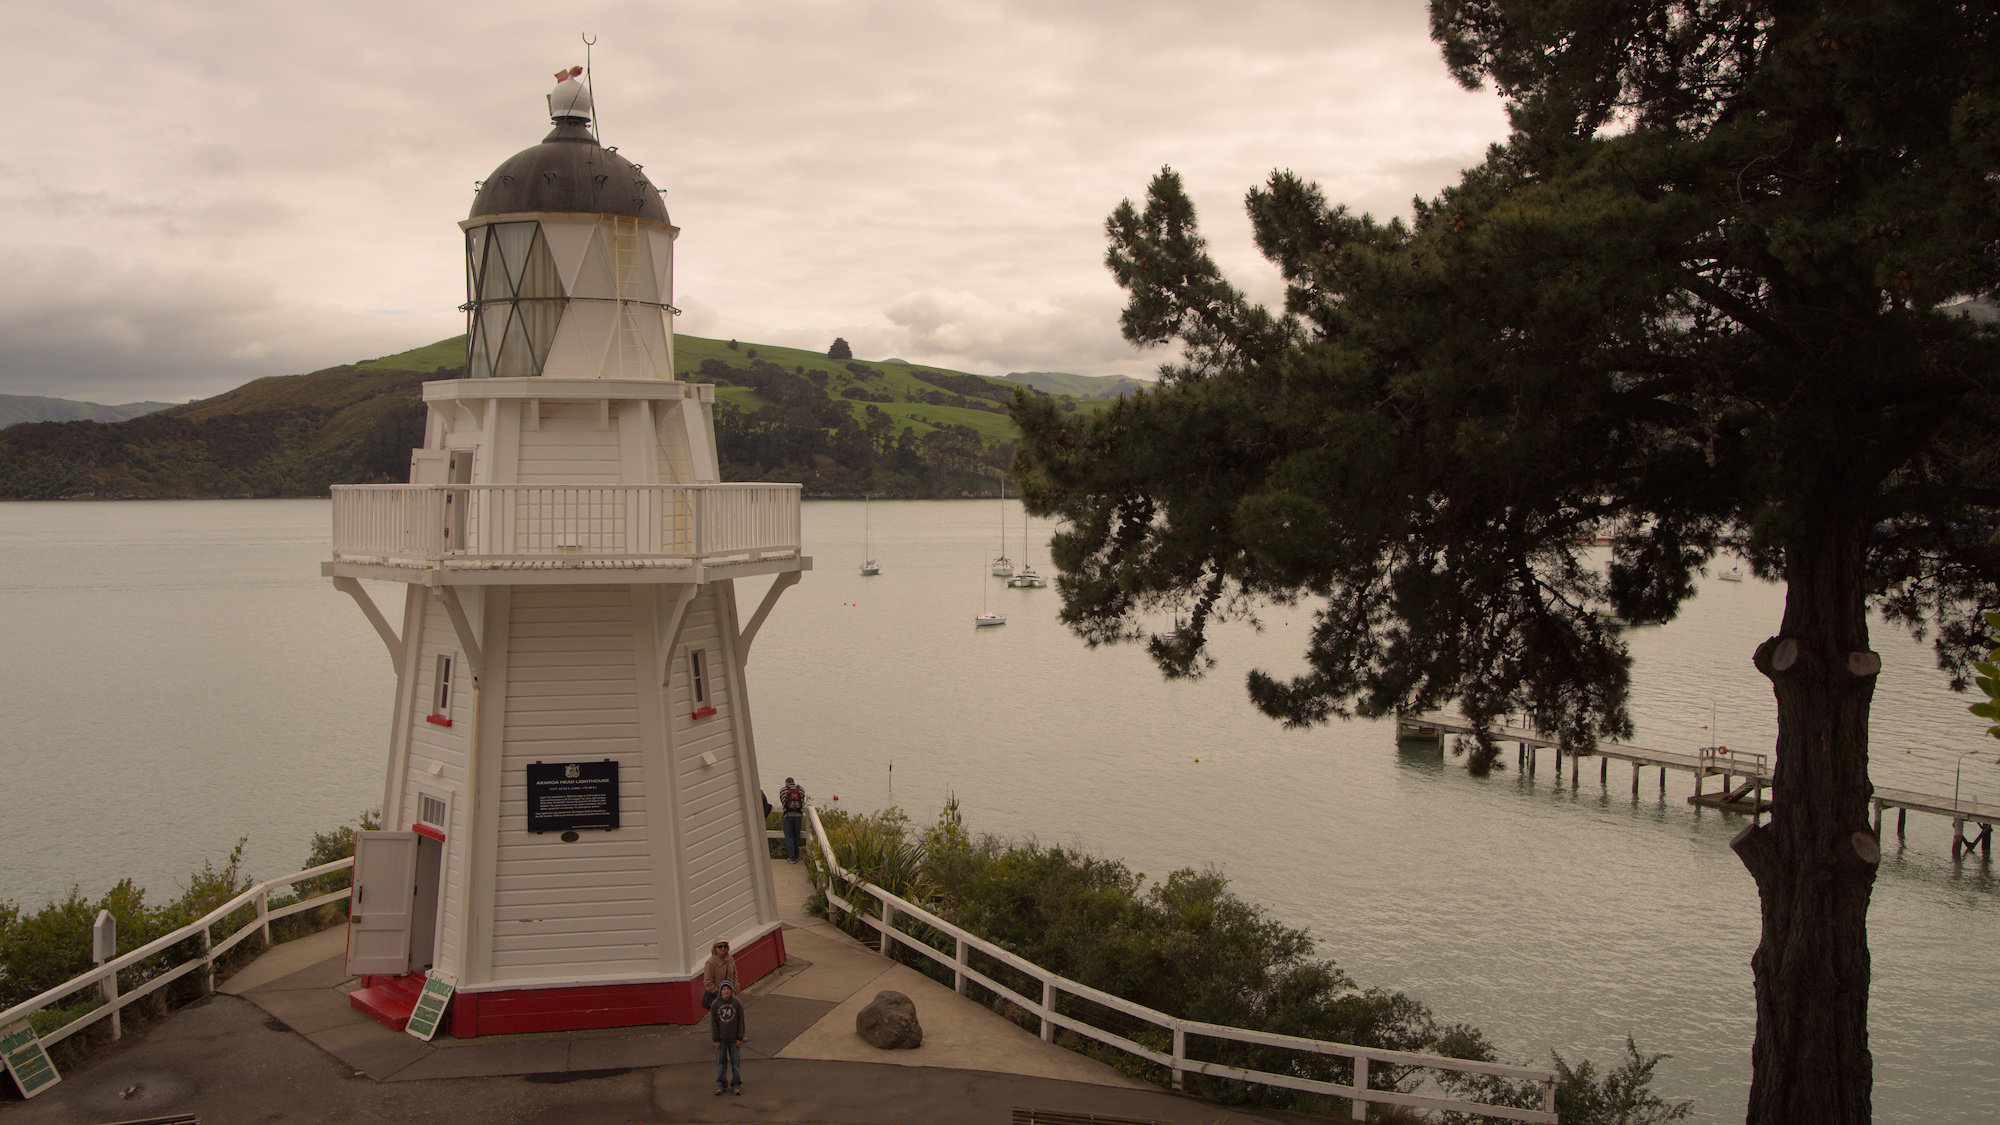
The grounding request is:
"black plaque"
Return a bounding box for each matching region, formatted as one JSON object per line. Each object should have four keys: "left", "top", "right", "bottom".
{"left": 526, "top": 760, "right": 620, "bottom": 833}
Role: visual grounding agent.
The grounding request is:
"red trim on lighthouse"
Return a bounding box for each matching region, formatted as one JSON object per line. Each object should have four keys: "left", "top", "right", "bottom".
{"left": 691, "top": 705, "right": 717, "bottom": 720}
{"left": 425, "top": 714, "right": 453, "bottom": 727}
{"left": 412, "top": 823, "right": 445, "bottom": 843}
{"left": 443, "top": 926, "right": 787, "bottom": 1038}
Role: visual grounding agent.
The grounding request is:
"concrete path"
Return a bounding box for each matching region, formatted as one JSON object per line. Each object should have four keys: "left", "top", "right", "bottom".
{"left": 0, "top": 857, "right": 1322, "bottom": 1125}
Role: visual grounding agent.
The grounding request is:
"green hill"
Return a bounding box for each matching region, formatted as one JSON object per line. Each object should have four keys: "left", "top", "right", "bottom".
{"left": 1002, "top": 370, "right": 1150, "bottom": 399}
{"left": 0, "top": 335, "right": 1101, "bottom": 499}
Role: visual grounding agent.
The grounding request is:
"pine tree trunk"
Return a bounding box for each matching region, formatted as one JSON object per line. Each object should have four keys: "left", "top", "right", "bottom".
{"left": 1734, "top": 511, "right": 1878, "bottom": 1124}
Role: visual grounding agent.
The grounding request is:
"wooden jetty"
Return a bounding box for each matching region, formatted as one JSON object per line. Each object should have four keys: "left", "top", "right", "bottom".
{"left": 1398, "top": 712, "right": 1998, "bottom": 857}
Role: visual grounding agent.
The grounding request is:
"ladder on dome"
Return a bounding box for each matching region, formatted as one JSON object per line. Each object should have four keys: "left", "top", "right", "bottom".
{"left": 611, "top": 215, "right": 644, "bottom": 376}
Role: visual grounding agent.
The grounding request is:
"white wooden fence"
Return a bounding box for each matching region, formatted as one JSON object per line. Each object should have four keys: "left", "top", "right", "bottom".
{"left": 0, "top": 858, "right": 355, "bottom": 1047}
{"left": 804, "top": 808, "right": 1559, "bottom": 1123}
{"left": 331, "top": 483, "right": 801, "bottom": 566}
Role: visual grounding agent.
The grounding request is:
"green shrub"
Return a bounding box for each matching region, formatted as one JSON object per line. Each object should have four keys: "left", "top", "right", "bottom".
{"left": 809, "top": 800, "right": 1690, "bottom": 1118}
{"left": 284, "top": 810, "right": 380, "bottom": 902}
{"left": 0, "top": 811, "right": 381, "bottom": 1049}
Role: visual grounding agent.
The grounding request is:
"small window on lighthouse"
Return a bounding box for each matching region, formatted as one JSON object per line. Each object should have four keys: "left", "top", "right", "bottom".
{"left": 689, "top": 648, "right": 715, "bottom": 719}
{"left": 428, "top": 654, "right": 454, "bottom": 726}
{"left": 419, "top": 793, "right": 448, "bottom": 831}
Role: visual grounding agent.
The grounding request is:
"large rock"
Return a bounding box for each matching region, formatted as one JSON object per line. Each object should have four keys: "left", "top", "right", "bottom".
{"left": 854, "top": 989, "right": 923, "bottom": 1049}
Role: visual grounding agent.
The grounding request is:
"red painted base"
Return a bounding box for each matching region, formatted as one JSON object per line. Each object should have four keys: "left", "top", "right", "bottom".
{"left": 439, "top": 926, "right": 786, "bottom": 1039}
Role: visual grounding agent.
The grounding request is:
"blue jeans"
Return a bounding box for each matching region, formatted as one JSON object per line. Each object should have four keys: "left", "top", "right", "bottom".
{"left": 715, "top": 1041, "right": 741, "bottom": 1090}
{"left": 783, "top": 815, "right": 802, "bottom": 861}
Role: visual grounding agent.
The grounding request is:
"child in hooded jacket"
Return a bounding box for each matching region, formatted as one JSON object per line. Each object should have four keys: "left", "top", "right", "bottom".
{"left": 710, "top": 979, "right": 745, "bottom": 1095}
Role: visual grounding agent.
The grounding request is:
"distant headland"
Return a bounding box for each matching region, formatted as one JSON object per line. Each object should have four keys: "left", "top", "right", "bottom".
{"left": 0, "top": 334, "right": 1133, "bottom": 500}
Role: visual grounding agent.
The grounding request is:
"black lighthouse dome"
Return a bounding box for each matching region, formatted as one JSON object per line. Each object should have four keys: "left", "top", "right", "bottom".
{"left": 469, "top": 75, "right": 668, "bottom": 223}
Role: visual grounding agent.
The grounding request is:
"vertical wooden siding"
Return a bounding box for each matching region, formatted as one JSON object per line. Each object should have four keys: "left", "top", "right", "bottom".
{"left": 402, "top": 595, "right": 471, "bottom": 977}
{"left": 491, "top": 586, "right": 658, "bottom": 981}
{"left": 515, "top": 403, "right": 625, "bottom": 487}
{"left": 672, "top": 592, "right": 758, "bottom": 952}
{"left": 655, "top": 408, "right": 694, "bottom": 484}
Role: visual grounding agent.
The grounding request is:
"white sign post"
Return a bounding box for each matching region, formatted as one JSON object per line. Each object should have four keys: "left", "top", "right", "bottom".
{"left": 93, "top": 909, "right": 121, "bottom": 1040}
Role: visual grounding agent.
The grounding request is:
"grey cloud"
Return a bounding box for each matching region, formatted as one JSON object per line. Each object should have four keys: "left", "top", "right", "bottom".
{"left": 877, "top": 287, "right": 1143, "bottom": 376}
{"left": 0, "top": 245, "right": 453, "bottom": 403}
{"left": 2, "top": 0, "right": 1506, "bottom": 401}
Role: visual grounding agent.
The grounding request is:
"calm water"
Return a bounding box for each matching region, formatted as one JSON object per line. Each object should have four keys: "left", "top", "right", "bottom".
{"left": 2, "top": 499, "right": 1994, "bottom": 1122}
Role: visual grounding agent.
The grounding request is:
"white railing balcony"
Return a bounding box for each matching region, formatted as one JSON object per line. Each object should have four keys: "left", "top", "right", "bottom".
{"left": 330, "top": 483, "right": 802, "bottom": 573}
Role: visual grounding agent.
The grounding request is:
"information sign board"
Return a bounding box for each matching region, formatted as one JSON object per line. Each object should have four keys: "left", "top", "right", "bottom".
{"left": 527, "top": 760, "right": 620, "bottom": 833}
{"left": 0, "top": 1020, "right": 60, "bottom": 1099}
{"left": 404, "top": 970, "right": 457, "bottom": 1041}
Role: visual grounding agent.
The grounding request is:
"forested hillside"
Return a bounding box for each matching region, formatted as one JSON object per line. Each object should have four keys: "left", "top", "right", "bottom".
{"left": 0, "top": 335, "right": 1103, "bottom": 499}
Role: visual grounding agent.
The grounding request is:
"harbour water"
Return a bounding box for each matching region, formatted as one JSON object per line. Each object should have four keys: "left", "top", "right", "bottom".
{"left": 2, "top": 498, "right": 1995, "bottom": 1122}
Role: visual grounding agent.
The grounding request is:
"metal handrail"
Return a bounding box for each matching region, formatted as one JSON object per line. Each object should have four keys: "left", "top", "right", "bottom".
{"left": 803, "top": 807, "right": 1558, "bottom": 1123}
{"left": 1698, "top": 745, "right": 1769, "bottom": 775}
{"left": 0, "top": 858, "right": 356, "bottom": 1047}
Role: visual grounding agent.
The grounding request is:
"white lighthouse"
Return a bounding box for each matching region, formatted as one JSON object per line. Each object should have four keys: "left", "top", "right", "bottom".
{"left": 323, "top": 71, "right": 809, "bottom": 1037}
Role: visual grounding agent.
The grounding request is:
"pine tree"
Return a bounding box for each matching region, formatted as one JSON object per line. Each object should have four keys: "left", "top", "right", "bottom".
{"left": 828, "top": 337, "right": 853, "bottom": 360}
{"left": 1016, "top": 4, "right": 2000, "bottom": 1121}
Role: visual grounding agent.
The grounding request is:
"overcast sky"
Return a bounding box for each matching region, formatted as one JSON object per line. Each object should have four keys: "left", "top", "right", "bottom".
{"left": 2, "top": 0, "right": 1511, "bottom": 405}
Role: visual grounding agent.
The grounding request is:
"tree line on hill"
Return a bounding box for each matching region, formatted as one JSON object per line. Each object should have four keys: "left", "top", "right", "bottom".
{"left": 0, "top": 370, "right": 432, "bottom": 499}
{"left": 699, "top": 356, "right": 1016, "bottom": 496}
{"left": 0, "top": 352, "right": 1027, "bottom": 499}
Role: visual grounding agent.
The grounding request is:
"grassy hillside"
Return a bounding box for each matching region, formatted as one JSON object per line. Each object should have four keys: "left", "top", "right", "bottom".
{"left": 677, "top": 335, "right": 1112, "bottom": 496}
{"left": 0, "top": 334, "right": 1099, "bottom": 499}
{"left": 352, "top": 337, "right": 472, "bottom": 373}
{"left": 0, "top": 362, "right": 436, "bottom": 499}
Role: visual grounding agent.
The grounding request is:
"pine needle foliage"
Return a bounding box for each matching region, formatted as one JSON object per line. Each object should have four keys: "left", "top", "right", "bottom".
{"left": 1016, "top": 4, "right": 2000, "bottom": 1120}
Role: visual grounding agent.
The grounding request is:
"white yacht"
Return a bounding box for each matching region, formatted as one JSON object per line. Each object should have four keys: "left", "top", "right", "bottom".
{"left": 990, "top": 477, "right": 1013, "bottom": 577}
{"left": 1008, "top": 505, "right": 1045, "bottom": 587}
{"left": 860, "top": 494, "right": 880, "bottom": 576}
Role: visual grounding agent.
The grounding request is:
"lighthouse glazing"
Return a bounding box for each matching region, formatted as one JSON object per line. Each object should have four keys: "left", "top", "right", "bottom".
{"left": 324, "top": 73, "right": 809, "bottom": 1037}
{"left": 463, "top": 75, "right": 678, "bottom": 382}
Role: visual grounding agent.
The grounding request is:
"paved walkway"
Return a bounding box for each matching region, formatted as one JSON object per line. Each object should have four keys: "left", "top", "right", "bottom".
{"left": 0, "top": 858, "right": 1324, "bottom": 1125}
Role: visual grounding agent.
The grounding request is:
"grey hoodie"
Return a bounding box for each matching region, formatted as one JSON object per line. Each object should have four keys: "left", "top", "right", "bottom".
{"left": 710, "top": 992, "right": 745, "bottom": 1043}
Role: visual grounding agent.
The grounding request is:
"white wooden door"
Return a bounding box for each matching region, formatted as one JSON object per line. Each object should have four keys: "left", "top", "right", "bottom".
{"left": 443, "top": 451, "right": 473, "bottom": 552}
{"left": 345, "top": 831, "right": 419, "bottom": 977}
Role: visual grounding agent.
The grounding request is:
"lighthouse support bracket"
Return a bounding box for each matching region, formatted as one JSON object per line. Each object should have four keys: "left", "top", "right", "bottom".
{"left": 332, "top": 577, "right": 404, "bottom": 670}
{"left": 439, "top": 587, "right": 485, "bottom": 684}
{"left": 655, "top": 586, "right": 695, "bottom": 687}
{"left": 737, "top": 571, "right": 801, "bottom": 663}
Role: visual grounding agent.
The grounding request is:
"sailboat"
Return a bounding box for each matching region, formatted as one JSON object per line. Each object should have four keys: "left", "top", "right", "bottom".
{"left": 990, "top": 476, "right": 1013, "bottom": 577}
{"left": 1008, "top": 502, "right": 1045, "bottom": 588}
{"left": 860, "top": 494, "right": 880, "bottom": 576}
{"left": 976, "top": 563, "right": 1006, "bottom": 626}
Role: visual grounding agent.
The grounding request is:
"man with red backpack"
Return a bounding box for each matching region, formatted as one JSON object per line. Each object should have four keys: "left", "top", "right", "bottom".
{"left": 779, "top": 777, "right": 806, "bottom": 863}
